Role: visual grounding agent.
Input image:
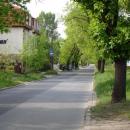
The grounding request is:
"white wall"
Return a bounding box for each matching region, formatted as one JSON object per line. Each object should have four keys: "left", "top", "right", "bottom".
{"left": 0, "top": 27, "right": 23, "bottom": 54}
{"left": 23, "top": 29, "right": 33, "bottom": 44}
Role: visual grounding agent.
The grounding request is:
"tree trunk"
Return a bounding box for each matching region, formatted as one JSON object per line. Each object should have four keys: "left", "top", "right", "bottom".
{"left": 112, "top": 59, "right": 126, "bottom": 103}
{"left": 75, "top": 62, "right": 79, "bottom": 70}
{"left": 97, "top": 59, "right": 101, "bottom": 72}
{"left": 72, "top": 61, "right": 75, "bottom": 69}
{"left": 100, "top": 59, "right": 105, "bottom": 73}
{"left": 66, "top": 58, "right": 71, "bottom": 70}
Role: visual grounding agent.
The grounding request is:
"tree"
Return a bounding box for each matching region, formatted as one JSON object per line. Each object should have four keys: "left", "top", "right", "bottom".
{"left": 38, "top": 12, "right": 60, "bottom": 67}
{"left": 59, "top": 3, "right": 96, "bottom": 69}
{"left": 38, "top": 12, "right": 59, "bottom": 42}
{"left": 74, "top": 0, "right": 130, "bottom": 102}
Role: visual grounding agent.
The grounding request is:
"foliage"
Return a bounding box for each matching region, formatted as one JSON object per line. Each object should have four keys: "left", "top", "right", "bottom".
{"left": 21, "top": 30, "right": 50, "bottom": 71}
{"left": 91, "top": 65, "right": 130, "bottom": 120}
{"left": 74, "top": 0, "right": 130, "bottom": 61}
{"left": 60, "top": 3, "right": 96, "bottom": 66}
{"left": 73, "top": 0, "right": 130, "bottom": 102}
{"left": 45, "top": 70, "right": 58, "bottom": 75}
{"left": 37, "top": 12, "right": 60, "bottom": 64}
{"left": 53, "top": 40, "right": 60, "bottom": 63}
{"left": 0, "top": 0, "right": 29, "bottom": 33}
{"left": 21, "top": 11, "right": 61, "bottom": 72}
{"left": 38, "top": 12, "right": 59, "bottom": 42}
{"left": 0, "top": 71, "right": 45, "bottom": 88}
{"left": 60, "top": 40, "right": 74, "bottom": 64}
{"left": 95, "top": 65, "right": 114, "bottom": 100}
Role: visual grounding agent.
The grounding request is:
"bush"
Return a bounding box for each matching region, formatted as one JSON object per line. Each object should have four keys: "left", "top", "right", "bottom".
{"left": 0, "top": 54, "right": 22, "bottom": 72}
{"left": 21, "top": 35, "right": 50, "bottom": 72}
{"left": 45, "top": 70, "right": 58, "bottom": 75}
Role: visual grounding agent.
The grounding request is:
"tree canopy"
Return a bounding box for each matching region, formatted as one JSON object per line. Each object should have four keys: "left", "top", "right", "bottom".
{"left": 38, "top": 12, "right": 60, "bottom": 64}
{"left": 38, "top": 12, "right": 59, "bottom": 43}
{"left": 59, "top": 3, "right": 96, "bottom": 69}
{"left": 74, "top": 0, "right": 130, "bottom": 61}
{"left": 73, "top": 0, "right": 130, "bottom": 102}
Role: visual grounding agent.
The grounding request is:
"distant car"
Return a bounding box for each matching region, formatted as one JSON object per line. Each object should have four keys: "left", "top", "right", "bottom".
{"left": 59, "top": 64, "right": 67, "bottom": 71}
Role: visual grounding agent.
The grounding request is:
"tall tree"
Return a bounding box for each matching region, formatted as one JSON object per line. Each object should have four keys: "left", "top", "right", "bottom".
{"left": 38, "top": 12, "right": 59, "bottom": 43}
{"left": 37, "top": 12, "right": 60, "bottom": 65}
{"left": 74, "top": 0, "right": 130, "bottom": 102}
{"left": 60, "top": 3, "right": 96, "bottom": 68}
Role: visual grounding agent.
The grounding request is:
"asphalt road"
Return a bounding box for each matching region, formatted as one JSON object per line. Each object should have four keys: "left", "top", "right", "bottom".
{"left": 0, "top": 65, "right": 95, "bottom": 130}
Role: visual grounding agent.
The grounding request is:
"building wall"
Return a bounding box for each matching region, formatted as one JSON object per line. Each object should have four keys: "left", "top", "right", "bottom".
{"left": 0, "top": 4, "right": 40, "bottom": 56}
{"left": 23, "top": 28, "right": 33, "bottom": 44}
{"left": 0, "top": 27, "right": 23, "bottom": 54}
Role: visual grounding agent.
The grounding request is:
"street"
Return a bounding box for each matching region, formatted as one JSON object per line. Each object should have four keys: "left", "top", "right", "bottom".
{"left": 0, "top": 65, "right": 95, "bottom": 130}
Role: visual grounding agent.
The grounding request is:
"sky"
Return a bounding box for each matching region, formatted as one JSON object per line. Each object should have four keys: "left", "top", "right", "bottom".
{"left": 26, "top": 0, "right": 70, "bottom": 38}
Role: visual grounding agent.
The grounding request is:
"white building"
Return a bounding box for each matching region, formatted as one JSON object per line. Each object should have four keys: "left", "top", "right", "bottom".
{"left": 0, "top": 4, "right": 39, "bottom": 55}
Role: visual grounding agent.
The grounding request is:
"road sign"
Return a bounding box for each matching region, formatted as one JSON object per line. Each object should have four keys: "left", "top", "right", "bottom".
{"left": 49, "top": 48, "right": 54, "bottom": 56}
{"left": 49, "top": 48, "right": 54, "bottom": 69}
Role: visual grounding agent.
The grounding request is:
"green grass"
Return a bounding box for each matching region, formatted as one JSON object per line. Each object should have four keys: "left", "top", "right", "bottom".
{"left": 91, "top": 64, "right": 130, "bottom": 120}
{"left": 0, "top": 71, "right": 45, "bottom": 89}
{"left": 44, "top": 70, "right": 58, "bottom": 75}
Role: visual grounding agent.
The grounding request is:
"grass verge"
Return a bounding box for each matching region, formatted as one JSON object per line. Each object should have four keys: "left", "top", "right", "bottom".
{"left": 91, "top": 64, "right": 130, "bottom": 120}
{"left": 0, "top": 71, "right": 45, "bottom": 89}
{"left": 44, "top": 70, "right": 58, "bottom": 75}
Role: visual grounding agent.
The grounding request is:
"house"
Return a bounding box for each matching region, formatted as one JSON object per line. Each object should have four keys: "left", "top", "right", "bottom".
{"left": 0, "top": 4, "right": 40, "bottom": 55}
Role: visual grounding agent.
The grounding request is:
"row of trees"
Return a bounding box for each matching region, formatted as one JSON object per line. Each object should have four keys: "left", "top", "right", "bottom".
{"left": 60, "top": 0, "right": 130, "bottom": 103}
{"left": 60, "top": 3, "right": 96, "bottom": 70}
{"left": 69, "top": 0, "right": 130, "bottom": 102}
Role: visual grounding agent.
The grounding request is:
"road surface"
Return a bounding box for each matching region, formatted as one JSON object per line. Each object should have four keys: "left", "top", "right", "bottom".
{"left": 0, "top": 65, "right": 95, "bottom": 130}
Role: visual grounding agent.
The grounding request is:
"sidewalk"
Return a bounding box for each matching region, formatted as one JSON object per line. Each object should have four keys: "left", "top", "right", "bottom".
{"left": 84, "top": 120, "right": 130, "bottom": 130}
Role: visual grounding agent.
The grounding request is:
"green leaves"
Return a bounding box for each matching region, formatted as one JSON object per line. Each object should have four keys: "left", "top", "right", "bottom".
{"left": 73, "top": 0, "right": 130, "bottom": 61}
{"left": 21, "top": 32, "right": 50, "bottom": 71}
{"left": 37, "top": 12, "right": 60, "bottom": 64}
{"left": 0, "top": 0, "right": 29, "bottom": 33}
{"left": 59, "top": 3, "right": 97, "bottom": 65}
{"left": 105, "top": 32, "right": 130, "bottom": 60}
{"left": 38, "top": 12, "right": 59, "bottom": 42}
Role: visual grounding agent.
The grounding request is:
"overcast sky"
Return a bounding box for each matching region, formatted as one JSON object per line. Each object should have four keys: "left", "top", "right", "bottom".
{"left": 27, "top": 0, "right": 70, "bottom": 38}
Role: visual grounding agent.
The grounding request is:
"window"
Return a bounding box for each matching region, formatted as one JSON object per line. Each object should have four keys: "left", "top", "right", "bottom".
{"left": 0, "top": 39, "right": 8, "bottom": 44}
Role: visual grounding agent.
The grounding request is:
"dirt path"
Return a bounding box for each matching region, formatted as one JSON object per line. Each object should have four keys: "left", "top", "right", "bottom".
{"left": 84, "top": 119, "right": 130, "bottom": 130}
